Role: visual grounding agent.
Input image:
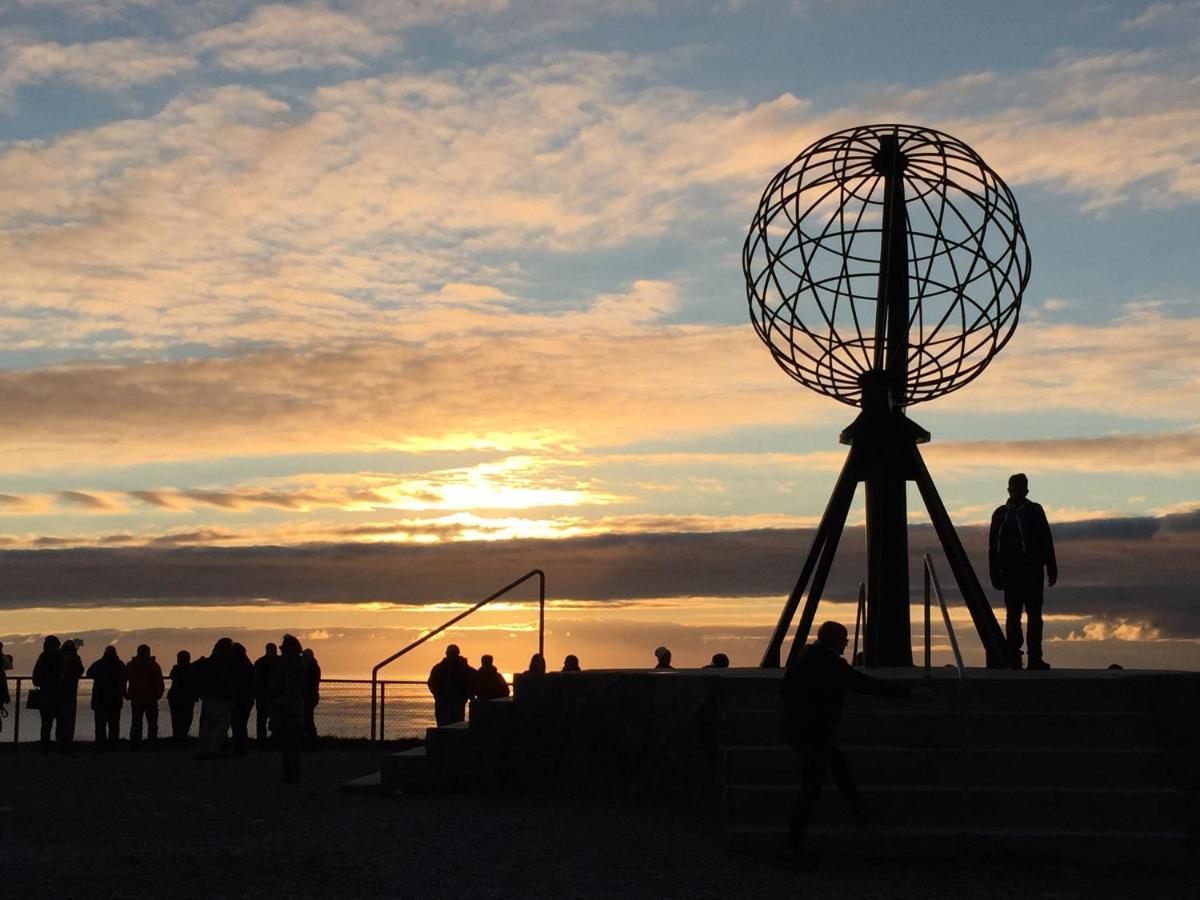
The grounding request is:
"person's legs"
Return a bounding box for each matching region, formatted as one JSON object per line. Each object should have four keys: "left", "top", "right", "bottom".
{"left": 787, "top": 742, "right": 829, "bottom": 853}
{"left": 303, "top": 705, "right": 318, "bottom": 746}
{"left": 169, "top": 698, "right": 186, "bottom": 743}
{"left": 231, "top": 704, "right": 249, "bottom": 755}
{"left": 56, "top": 699, "right": 76, "bottom": 752}
{"left": 255, "top": 699, "right": 269, "bottom": 744}
{"left": 129, "top": 702, "right": 145, "bottom": 746}
{"left": 180, "top": 701, "right": 194, "bottom": 742}
{"left": 107, "top": 708, "right": 122, "bottom": 748}
{"left": 197, "top": 698, "right": 232, "bottom": 755}
{"left": 277, "top": 718, "right": 301, "bottom": 783}
{"left": 1024, "top": 568, "right": 1046, "bottom": 666}
{"left": 1002, "top": 585, "right": 1025, "bottom": 668}
{"left": 145, "top": 702, "right": 159, "bottom": 747}
{"left": 827, "top": 746, "right": 865, "bottom": 815}
{"left": 39, "top": 707, "right": 55, "bottom": 752}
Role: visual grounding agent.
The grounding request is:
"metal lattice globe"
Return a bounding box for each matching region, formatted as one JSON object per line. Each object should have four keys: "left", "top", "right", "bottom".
{"left": 744, "top": 124, "right": 1030, "bottom": 407}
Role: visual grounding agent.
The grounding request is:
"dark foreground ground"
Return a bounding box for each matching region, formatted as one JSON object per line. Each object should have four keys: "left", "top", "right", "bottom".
{"left": 1, "top": 742, "right": 1195, "bottom": 899}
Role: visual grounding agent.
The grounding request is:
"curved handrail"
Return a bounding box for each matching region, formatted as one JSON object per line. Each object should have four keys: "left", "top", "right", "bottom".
{"left": 369, "top": 568, "right": 545, "bottom": 743}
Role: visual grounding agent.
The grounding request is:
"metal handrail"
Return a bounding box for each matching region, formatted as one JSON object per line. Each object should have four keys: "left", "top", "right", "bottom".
{"left": 1, "top": 674, "right": 436, "bottom": 744}
{"left": 923, "top": 554, "right": 964, "bottom": 678}
{"left": 850, "top": 581, "right": 866, "bottom": 666}
{"left": 369, "top": 568, "right": 545, "bottom": 743}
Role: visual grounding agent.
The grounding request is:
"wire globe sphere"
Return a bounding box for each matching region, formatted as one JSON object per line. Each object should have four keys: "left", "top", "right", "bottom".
{"left": 744, "top": 124, "right": 1030, "bottom": 408}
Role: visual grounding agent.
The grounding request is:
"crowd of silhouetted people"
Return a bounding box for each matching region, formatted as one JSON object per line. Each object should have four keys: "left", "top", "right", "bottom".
{"left": 0, "top": 634, "right": 322, "bottom": 783}
{"left": 425, "top": 645, "right": 732, "bottom": 725}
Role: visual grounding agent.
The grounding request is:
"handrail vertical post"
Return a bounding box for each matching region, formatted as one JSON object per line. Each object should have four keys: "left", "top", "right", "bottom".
{"left": 538, "top": 569, "right": 545, "bottom": 659}
{"left": 924, "top": 557, "right": 932, "bottom": 677}
{"left": 851, "top": 582, "right": 865, "bottom": 666}
{"left": 13, "top": 676, "right": 21, "bottom": 744}
{"left": 379, "top": 681, "right": 386, "bottom": 742}
{"left": 370, "top": 674, "right": 377, "bottom": 744}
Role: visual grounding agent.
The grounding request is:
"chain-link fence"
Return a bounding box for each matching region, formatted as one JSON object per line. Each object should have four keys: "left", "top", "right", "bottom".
{"left": 1, "top": 676, "right": 443, "bottom": 744}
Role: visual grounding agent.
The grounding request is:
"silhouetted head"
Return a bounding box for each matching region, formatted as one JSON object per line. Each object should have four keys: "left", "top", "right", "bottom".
{"left": 61, "top": 640, "right": 78, "bottom": 657}
{"left": 445, "top": 644, "right": 461, "bottom": 659}
{"left": 214, "top": 637, "right": 233, "bottom": 656}
{"left": 816, "top": 621, "right": 850, "bottom": 656}
{"left": 232, "top": 643, "right": 247, "bottom": 660}
{"left": 710, "top": 653, "right": 730, "bottom": 668}
{"left": 302, "top": 648, "right": 315, "bottom": 660}
{"left": 102, "top": 645, "right": 118, "bottom": 660}
{"left": 562, "top": 654, "right": 580, "bottom": 672}
{"left": 528, "top": 653, "right": 546, "bottom": 675}
{"left": 177, "top": 650, "right": 190, "bottom": 664}
{"left": 136, "top": 644, "right": 151, "bottom": 659}
{"left": 280, "top": 634, "right": 301, "bottom": 656}
{"left": 1107, "top": 662, "right": 1124, "bottom": 670}
{"left": 265, "top": 643, "right": 278, "bottom": 656}
{"left": 654, "top": 646, "right": 672, "bottom": 668}
{"left": 481, "top": 654, "right": 494, "bottom": 667}
{"left": 43, "top": 635, "right": 61, "bottom": 653}
{"left": 1008, "top": 472, "right": 1029, "bottom": 500}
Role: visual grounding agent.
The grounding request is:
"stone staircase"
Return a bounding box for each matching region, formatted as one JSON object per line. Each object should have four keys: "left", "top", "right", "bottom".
{"left": 719, "top": 669, "right": 1199, "bottom": 866}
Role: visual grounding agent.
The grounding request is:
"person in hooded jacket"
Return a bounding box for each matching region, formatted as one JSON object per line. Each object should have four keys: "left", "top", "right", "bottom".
{"left": 230, "top": 642, "right": 256, "bottom": 755}
{"left": 472, "top": 654, "right": 510, "bottom": 701}
{"left": 266, "top": 634, "right": 308, "bottom": 783}
{"left": 252, "top": 643, "right": 279, "bottom": 745}
{"left": 124, "top": 644, "right": 165, "bottom": 748}
{"left": 32, "top": 635, "right": 63, "bottom": 753}
{"left": 86, "top": 646, "right": 125, "bottom": 751}
{"left": 57, "top": 640, "right": 84, "bottom": 752}
{"left": 196, "top": 637, "right": 236, "bottom": 758}
{"left": 427, "top": 645, "right": 476, "bottom": 726}
{"left": 167, "top": 650, "right": 197, "bottom": 745}
{"left": 302, "top": 648, "right": 321, "bottom": 748}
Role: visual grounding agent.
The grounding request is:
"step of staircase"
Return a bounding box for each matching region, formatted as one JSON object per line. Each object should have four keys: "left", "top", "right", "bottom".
{"left": 723, "top": 745, "right": 1181, "bottom": 790}
{"left": 720, "top": 708, "right": 1159, "bottom": 749}
{"left": 727, "top": 825, "right": 1196, "bottom": 867}
{"left": 724, "top": 784, "right": 1189, "bottom": 832}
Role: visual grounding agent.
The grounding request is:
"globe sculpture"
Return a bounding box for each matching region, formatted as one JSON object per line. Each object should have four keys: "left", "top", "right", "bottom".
{"left": 747, "top": 124, "right": 1030, "bottom": 669}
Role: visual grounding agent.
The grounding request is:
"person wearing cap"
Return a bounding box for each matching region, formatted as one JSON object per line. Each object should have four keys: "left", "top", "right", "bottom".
{"left": 989, "top": 473, "right": 1058, "bottom": 670}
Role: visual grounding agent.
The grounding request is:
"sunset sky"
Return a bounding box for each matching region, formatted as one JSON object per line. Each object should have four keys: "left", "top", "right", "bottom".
{"left": 1, "top": 0, "right": 1198, "bottom": 677}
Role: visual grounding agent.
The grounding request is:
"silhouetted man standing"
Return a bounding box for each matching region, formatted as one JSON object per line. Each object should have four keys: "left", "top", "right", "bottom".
{"left": 125, "top": 644, "right": 165, "bottom": 748}
{"left": 167, "top": 650, "right": 196, "bottom": 745}
{"left": 253, "top": 643, "right": 279, "bottom": 744}
{"left": 87, "top": 645, "right": 124, "bottom": 751}
{"left": 990, "top": 473, "right": 1057, "bottom": 670}
{"left": 780, "top": 621, "right": 909, "bottom": 859}
{"left": 427, "top": 644, "right": 475, "bottom": 726}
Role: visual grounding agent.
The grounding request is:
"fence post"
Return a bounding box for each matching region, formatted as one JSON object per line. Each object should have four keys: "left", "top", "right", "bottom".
{"left": 14, "top": 676, "right": 22, "bottom": 743}
{"left": 379, "top": 682, "right": 386, "bottom": 742}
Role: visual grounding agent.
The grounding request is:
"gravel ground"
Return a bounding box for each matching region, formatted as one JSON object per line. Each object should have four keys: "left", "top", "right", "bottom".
{"left": 0, "top": 743, "right": 1195, "bottom": 899}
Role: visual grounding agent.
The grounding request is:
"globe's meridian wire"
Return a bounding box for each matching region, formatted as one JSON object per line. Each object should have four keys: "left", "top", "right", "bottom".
{"left": 744, "top": 124, "right": 1030, "bottom": 408}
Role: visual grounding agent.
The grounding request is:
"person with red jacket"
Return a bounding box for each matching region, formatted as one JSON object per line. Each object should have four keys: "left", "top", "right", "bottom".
{"left": 124, "top": 644, "right": 165, "bottom": 748}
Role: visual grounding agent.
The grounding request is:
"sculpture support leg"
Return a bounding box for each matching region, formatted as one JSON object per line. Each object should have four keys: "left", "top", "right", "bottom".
{"left": 864, "top": 447, "right": 913, "bottom": 667}
{"left": 760, "top": 449, "right": 858, "bottom": 667}
{"left": 785, "top": 455, "right": 859, "bottom": 666}
{"left": 910, "top": 445, "right": 1011, "bottom": 668}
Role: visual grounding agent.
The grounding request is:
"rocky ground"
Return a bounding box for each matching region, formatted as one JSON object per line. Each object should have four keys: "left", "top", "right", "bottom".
{"left": 0, "top": 742, "right": 1194, "bottom": 899}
